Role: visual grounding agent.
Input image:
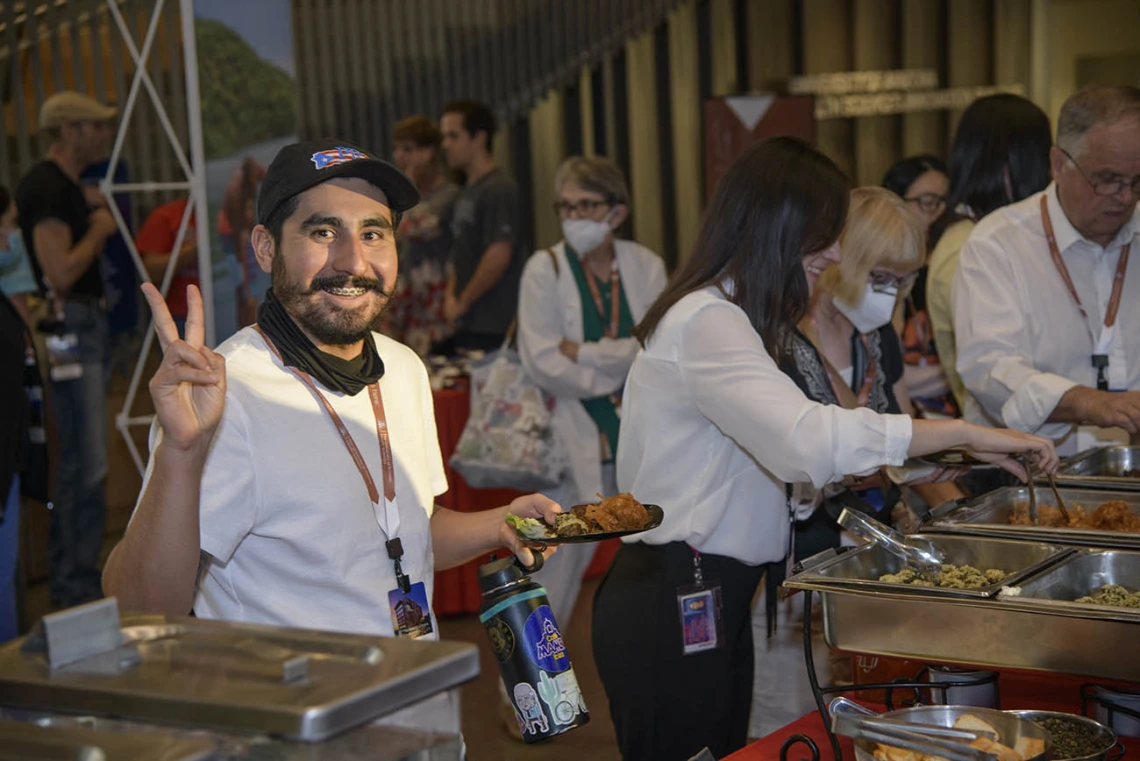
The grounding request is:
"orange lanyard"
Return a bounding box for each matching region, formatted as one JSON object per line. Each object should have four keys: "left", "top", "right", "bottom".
{"left": 584, "top": 262, "right": 621, "bottom": 339}
{"left": 254, "top": 326, "right": 396, "bottom": 504}
{"left": 1041, "top": 194, "right": 1131, "bottom": 330}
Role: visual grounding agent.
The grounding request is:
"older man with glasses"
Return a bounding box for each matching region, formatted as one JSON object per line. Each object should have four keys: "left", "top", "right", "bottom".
{"left": 954, "top": 85, "right": 1140, "bottom": 454}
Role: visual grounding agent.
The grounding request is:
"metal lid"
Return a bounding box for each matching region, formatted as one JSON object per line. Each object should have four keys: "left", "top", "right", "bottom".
{"left": 0, "top": 600, "right": 479, "bottom": 742}
{"left": 477, "top": 555, "right": 527, "bottom": 594}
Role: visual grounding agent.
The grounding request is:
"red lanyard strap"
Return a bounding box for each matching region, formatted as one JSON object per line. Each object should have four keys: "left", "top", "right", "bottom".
{"left": 583, "top": 263, "right": 621, "bottom": 339}
{"left": 254, "top": 326, "right": 396, "bottom": 503}
{"left": 1041, "top": 194, "right": 1131, "bottom": 329}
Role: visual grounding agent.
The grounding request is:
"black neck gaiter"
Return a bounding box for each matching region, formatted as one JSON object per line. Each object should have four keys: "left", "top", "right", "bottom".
{"left": 256, "top": 288, "right": 384, "bottom": 395}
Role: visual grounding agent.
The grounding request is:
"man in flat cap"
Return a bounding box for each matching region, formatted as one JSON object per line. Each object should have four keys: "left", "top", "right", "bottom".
{"left": 16, "top": 90, "right": 118, "bottom": 608}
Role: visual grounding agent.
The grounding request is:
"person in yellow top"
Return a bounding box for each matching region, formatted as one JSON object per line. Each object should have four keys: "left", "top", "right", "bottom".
{"left": 926, "top": 94, "right": 1051, "bottom": 409}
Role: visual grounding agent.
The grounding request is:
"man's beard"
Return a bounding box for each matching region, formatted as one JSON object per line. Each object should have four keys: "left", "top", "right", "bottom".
{"left": 272, "top": 254, "right": 392, "bottom": 347}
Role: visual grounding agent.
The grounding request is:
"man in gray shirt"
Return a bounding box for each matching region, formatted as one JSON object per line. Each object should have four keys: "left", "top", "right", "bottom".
{"left": 439, "top": 100, "right": 524, "bottom": 352}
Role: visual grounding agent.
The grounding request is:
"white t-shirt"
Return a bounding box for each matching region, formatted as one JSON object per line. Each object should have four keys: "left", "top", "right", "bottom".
{"left": 136, "top": 327, "right": 449, "bottom": 637}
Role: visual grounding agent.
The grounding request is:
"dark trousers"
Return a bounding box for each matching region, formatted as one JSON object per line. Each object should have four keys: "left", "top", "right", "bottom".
{"left": 592, "top": 541, "right": 765, "bottom": 761}
{"left": 49, "top": 300, "right": 109, "bottom": 608}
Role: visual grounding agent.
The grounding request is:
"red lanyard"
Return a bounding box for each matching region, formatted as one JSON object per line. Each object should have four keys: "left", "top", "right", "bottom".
{"left": 583, "top": 262, "right": 621, "bottom": 339}
{"left": 254, "top": 326, "right": 396, "bottom": 503}
{"left": 1041, "top": 194, "right": 1131, "bottom": 330}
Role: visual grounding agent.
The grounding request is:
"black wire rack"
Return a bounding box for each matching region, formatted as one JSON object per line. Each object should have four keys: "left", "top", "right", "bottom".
{"left": 778, "top": 588, "right": 1001, "bottom": 761}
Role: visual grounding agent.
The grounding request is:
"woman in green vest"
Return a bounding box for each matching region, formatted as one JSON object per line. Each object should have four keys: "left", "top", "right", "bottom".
{"left": 516, "top": 156, "right": 667, "bottom": 629}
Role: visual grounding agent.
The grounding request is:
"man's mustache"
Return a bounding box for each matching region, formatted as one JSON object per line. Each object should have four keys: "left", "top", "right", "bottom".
{"left": 309, "top": 275, "right": 388, "bottom": 295}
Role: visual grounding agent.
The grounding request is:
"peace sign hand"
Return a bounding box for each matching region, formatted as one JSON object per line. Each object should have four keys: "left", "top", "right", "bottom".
{"left": 141, "top": 283, "right": 226, "bottom": 452}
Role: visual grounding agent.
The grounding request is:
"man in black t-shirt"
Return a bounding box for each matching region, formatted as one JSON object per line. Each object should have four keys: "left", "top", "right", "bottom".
{"left": 16, "top": 91, "right": 118, "bottom": 608}
{"left": 439, "top": 100, "right": 524, "bottom": 352}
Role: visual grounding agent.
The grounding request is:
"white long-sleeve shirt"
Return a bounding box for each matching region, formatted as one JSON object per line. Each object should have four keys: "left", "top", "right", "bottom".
{"left": 953, "top": 185, "right": 1140, "bottom": 453}
{"left": 616, "top": 285, "right": 912, "bottom": 565}
{"left": 517, "top": 240, "right": 667, "bottom": 503}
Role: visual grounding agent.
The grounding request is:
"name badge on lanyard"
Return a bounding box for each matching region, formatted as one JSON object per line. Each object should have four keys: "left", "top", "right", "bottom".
{"left": 1041, "top": 195, "right": 1131, "bottom": 392}
{"left": 255, "top": 327, "right": 435, "bottom": 639}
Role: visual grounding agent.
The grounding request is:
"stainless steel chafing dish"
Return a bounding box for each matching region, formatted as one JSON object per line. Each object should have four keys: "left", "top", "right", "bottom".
{"left": 1001, "top": 548, "right": 1140, "bottom": 619}
{"left": 784, "top": 546, "right": 1140, "bottom": 682}
{"left": 0, "top": 599, "right": 478, "bottom": 759}
{"left": 1041, "top": 446, "right": 1140, "bottom": 491}
{"left": 923, "top": 485, "right": 1140, "bottom": 550}
{"left": 788, "top": 533, "right": 1072, "bottom": 599}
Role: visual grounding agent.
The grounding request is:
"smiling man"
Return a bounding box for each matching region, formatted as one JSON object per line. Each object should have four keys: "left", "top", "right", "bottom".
{"left": 102, "top": 140, "right": 558, "bottom": 731}
{"left": 954, "top": 85, "right": 1140, "bottom": 453}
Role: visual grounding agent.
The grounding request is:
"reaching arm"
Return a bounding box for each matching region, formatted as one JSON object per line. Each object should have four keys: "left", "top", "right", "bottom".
{"left": 431, "top": 494, "right": 562, "bottom": 571}
{"left": 32, "top": 210, "right": 117, "bottom": 295}
{"left": 678, "top": 300, "right": 1056, "bottom": 489}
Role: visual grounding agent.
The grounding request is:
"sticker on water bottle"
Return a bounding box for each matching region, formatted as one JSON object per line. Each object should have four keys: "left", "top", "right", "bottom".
{"left": 537, "top": 670, "right": 587, "bottom": 726}
{"left": 521, "top": 605, "right": 570, "bottom": 673}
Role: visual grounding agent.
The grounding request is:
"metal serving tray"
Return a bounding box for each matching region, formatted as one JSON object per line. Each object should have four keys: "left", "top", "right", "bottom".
{"left": 1003, "top": 549, "right": 1140, "bottom": 620}
{"left": 0, "top": 709, "right": 463, "bottom": 761}
{"left": 0, "top": 608, "right": 479, "bottom": 742}
{"left": 1044, "top": 446, "right": 1140, "bottom": 491}
{"left": 788, "top": 533, "right": 1072, "bottom": 599}
{"left": 924, "top": 485, "right": 1140, "bottom": 550}
{"left": 0, "top": 717, "right": 218, "bottom": 761}
{"left": 784, "top": 569, "right": 1140, "bottom": 682}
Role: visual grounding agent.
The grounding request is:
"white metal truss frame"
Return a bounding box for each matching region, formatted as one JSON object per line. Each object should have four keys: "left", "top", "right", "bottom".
{"left": 101, "top": 0, "right": 213, "bottom": 475}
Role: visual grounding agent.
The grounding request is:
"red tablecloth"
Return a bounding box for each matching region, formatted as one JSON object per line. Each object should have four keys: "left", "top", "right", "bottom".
{"left": 431, "top": 387, "right": 619, "bottom": 616}
{"left": 727, "top": 669, "right": 1140, "bottom": 760}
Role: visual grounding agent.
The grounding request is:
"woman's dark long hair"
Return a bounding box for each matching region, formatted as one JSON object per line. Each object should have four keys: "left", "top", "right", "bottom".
{"left": 881, "top": 154, "right": 948, "bottom": 198}
{"left": 634, "top": 137, "right": 850, "bottom": 359}
{"left": 930, "top": 94, "right": 1052, "bottom": 246}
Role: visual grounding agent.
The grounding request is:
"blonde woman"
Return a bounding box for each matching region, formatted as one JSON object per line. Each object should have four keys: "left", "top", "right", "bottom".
{"left": 516, "top": 156, "right": 666, "bottom": 626}
{"left": 785, "top": 187, "right": 959, "bottom": 557}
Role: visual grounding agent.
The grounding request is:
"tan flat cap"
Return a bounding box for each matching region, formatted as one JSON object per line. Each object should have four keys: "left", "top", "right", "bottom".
{"left": 40, "top": 91, "right": 117, "bottom": 129}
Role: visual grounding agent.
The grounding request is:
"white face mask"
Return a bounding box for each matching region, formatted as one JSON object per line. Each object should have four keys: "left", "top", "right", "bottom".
{"left": 562, "top": 213, "right": 613, "bottom": 256}
{"left": 832, "top": 284, "right": 898, "bottom": 334}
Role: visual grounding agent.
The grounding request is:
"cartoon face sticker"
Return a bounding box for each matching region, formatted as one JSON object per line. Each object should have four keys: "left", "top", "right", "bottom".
{"left": 513, "top": 682, "right": 549, "bottom": 735}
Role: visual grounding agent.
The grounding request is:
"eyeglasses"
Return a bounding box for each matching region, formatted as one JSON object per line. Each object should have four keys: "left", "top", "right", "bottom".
{"left": 869, "top": 270, "right": 918, "bottom": 294}
{"left": 553, "top": 198, "right": 611, "bottom": 216}
{"left": 904, "top": 193, "right": 947, "bottom": 213}
{"left": 1060, "top": 147, "right": 1140, "bottom": 197}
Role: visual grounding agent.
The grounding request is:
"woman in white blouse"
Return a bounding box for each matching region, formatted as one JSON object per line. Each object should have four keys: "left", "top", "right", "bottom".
{"left": 591, "top": 138, "right": 1058, "bottom": 761}
{"left": 517, "top": 156, "right": 667, "bottom": 627}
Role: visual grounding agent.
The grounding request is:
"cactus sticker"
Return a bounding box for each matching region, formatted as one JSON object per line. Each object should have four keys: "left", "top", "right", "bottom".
{"left": 537, "top": 670, "right": 588, "bottom": 726}
{"left": 513, "top": 682, "right": 549, "bottom": 736}
{"left": 521, "top": 605, "right": 569, "bottom": 673}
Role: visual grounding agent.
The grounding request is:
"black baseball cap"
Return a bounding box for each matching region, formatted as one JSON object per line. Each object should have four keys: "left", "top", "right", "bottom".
{"left": 255, "top": 139, "right": 420, "bottom": 226}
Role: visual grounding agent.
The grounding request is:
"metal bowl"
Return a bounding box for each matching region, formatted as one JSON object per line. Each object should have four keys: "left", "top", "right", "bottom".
{"left": 852, "top": 705, "right": 1051, "bottom": 761}
{"left": 1008, "top": 710, "right": 1119, "bottom": 761}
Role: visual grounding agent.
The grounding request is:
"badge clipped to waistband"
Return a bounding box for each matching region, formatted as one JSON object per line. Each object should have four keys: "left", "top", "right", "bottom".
{"left": 676, "top": 549, "right": 724, "bottom": 656}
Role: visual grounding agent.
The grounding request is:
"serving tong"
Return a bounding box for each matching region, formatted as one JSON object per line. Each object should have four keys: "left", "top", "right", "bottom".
{"left": 829, "top": 698, "right": 999, "bottom": 761}
{"left": 1021, "top": 455, "right": 1072, "bottom": 525}
{"left": 837, "top": 508, "right": 945, "bottom": 582}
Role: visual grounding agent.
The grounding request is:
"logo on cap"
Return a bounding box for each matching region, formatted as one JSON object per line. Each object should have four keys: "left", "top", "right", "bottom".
{"left": 311, "top": 146, "right": 368, "bottom": 170}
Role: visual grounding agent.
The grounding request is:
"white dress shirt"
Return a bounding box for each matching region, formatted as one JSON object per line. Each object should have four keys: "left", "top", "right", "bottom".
{"left": 517, "top": 239, "right": 667, "bottom": 503}
{"left": 953, "top": 185, "right": 1140, "bottom": 453}
{"left": 616, "top": 285, "right": 912, "bottom": 566}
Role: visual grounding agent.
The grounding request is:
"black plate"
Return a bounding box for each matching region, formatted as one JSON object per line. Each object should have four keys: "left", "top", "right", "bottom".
{"left": 514, "top": 504, "right": 664, "bottom": 546}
